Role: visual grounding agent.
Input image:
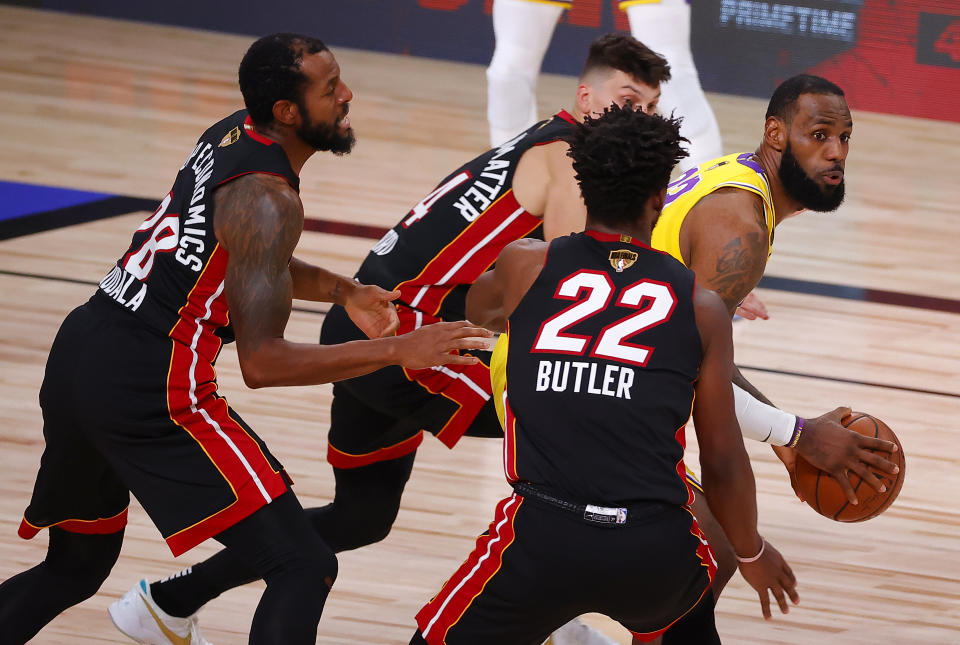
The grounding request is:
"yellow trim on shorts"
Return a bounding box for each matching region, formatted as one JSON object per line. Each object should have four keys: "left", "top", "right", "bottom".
{"left": 519, "top": 0, "right": 572, "bottom": 8}
{"left": 685, "top": 465, "right": 704, "bottom": 493}
{"left": 619, "top": 0, "right": 662, "bottom": 8}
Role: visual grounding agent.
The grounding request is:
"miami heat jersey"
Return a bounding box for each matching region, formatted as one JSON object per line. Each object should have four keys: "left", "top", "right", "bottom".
{"left": 651, "top": 152, "right": 775, "bottom": 265}
{"left": 97, "top": 110, "right": 298, "bottom": 361}
{"left": 356, "top": 111, "right": 577, "bottom": 322}
{"left": 501, "top": 230, "right": 701, "bottom": 507}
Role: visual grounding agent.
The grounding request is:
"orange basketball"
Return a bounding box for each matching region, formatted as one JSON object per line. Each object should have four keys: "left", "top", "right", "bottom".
{"left": 794, "top": 413, "right": 905, "bottom": 522}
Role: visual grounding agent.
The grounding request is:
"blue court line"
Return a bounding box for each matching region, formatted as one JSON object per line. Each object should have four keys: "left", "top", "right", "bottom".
{"left": 0, "top": 180, "right": 114, "bottom": 221}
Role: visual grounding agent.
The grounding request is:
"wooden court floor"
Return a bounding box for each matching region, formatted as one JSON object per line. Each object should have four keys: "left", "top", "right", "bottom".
{"left": 1, "top": 6, "right": 959, "bottom": 644}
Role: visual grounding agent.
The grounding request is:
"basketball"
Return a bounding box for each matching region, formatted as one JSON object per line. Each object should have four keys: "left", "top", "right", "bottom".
{"left": 794, "top": 413, "right": 905, "bottom": 522}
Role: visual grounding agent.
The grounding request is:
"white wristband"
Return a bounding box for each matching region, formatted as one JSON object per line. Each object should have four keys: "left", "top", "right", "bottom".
{"left": 732, "top": 384, "right": 796, "bottom": 446}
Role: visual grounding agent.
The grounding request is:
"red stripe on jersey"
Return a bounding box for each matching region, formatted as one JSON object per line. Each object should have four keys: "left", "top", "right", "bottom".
{"left": 165, "top": 343, "right": 288, "bottom": 556}
{"left": 416, "top": 494, "right": 522, "bottom": 643}
{"left": 164, "top": 246, "right": 287, "bottom": 556}
{"left": 169, "top": 245, "right": 230, "bottom": 362}
{"left": 395, "top": 189, "right": 541, "bottom": 316}
{"left": 326, "top": 432, "right": 424, "bottom": 469}
{"left": 18, "top": 508, "right": 128, "bottom": 538}
{"left": 396, "top": 307, "right": 493, "bottom": 449}
{"left": 674, "top": 424, "right": 695, "bottom": 506}
{"left": 243, "top": 115, "right": 275, "bottom": 145}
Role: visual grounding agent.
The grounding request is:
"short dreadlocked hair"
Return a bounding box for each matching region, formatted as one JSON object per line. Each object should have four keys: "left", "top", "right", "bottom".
{"left": 765, "top": 74, "right": 845, "bottom": 124}
{"left": 566, "top": 105, "right": 687, "bottom": 227}
{"left": 239, "top": 33, "right": 328, "bottom": 125}
{"left": 580, "top": 33, "right": 671, "bottom": 87}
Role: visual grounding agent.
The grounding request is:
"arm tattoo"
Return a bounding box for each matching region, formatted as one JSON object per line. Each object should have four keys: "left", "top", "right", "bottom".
{"left": 709, "top": 231, "right": 768, "bottom": 314}
{"left": 214, "top": 174, "right": 304, "bottom": 352}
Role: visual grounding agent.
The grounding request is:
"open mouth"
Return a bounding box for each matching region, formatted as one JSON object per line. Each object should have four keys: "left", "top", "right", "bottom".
{"left": 822, "top": 169, "right": 844, "bottom": 185}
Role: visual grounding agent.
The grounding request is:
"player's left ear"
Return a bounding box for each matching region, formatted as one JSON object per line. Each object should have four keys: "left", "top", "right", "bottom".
{"left": 763, "top": 116, "right": 787, "bottom": 153}
{"left": 575, "top": 83, "right": 592, "bottom": 116}
{"left": 271, "top": 99, "right": 299, "bottom": 127}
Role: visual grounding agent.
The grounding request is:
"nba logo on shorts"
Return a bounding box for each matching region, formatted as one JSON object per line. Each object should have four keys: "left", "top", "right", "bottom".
{"left": 616, "top": 508, "right": 627, "bottom": 524}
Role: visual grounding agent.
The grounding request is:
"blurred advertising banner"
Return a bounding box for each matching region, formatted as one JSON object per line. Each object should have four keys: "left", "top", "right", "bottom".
{"left": 33, "top": 0, "right": 960, "bottom": 121}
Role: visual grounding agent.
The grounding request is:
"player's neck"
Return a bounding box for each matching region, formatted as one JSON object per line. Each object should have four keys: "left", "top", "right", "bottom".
{"left": 584, "top": 219, "right": 651, "bottom": 245}
{"left": 754, "top": 146, "right": 804, "bottom": 226}
{"left": 250, "top": 123, "right": 315, "bottom": 175}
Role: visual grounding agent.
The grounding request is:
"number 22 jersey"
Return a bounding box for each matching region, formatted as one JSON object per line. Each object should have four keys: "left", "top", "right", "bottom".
{"left": 500, "top": 230, "right": 702, "bottom": 508}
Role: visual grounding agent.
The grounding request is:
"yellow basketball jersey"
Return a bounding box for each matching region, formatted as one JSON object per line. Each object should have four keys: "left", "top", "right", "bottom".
{"left": 651, "top": 152, "right": 776, "bottom": 266}
{"left": 491, "top": 332, "right": 509, "bottom": 429}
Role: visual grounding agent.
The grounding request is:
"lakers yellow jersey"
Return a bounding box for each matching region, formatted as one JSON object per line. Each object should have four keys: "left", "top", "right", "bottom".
{"left": 491, "top": 332, "right": 509, "bottom": 429}
{"left": 651, "top": 152, "right": 776, "bottom": 266}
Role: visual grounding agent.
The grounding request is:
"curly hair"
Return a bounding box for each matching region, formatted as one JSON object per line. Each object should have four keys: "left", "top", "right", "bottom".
{"left": 580, "top": 33, "right": 671, "bottom": 87}
{"left": 239, "top": 33, "right": 328, "bottom": 125}
{"left": 765, "top": 74, "right": 845, "bottom": 123}
{"left": 566, "top": 105, "right": 688, "bottom": 227}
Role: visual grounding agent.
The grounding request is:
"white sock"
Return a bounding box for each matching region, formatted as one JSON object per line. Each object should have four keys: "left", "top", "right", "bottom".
{"left": 486, "top": 0, "right": 564, "bottom": 146}
{"left": 626, "top": 0, "right": 723, "bottom": 170}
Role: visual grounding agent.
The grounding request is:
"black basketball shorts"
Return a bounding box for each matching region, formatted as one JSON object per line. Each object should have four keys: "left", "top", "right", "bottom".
{"left": 415, "top": 491, "right": 716, "bottom": 644}
{"left": 18, "top": 294, "right": 290, "bottom": 556}
{"left": 321, "top": 304, "right": 499, "bottom": 469}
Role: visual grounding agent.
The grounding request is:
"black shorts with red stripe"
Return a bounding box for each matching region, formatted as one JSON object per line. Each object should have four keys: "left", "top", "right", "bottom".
{"left": 414, "top": 490, "right": 718, "bottom": 645}
{"left": 19, "top": 293, "right": 290, "bottom": 556}
{"left": 321, "top": 304, "right": 501, "bottom": 469}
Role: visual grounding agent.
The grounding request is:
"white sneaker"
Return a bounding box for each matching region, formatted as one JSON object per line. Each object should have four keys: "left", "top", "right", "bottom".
{"left": 546, "top": 617, "right": 620, "bottom": 645}
{"left": 108, "top": 579, "right": 213, "bottom": 645}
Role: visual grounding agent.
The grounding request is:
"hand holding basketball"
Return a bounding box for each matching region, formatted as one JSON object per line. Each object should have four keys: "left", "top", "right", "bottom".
{"left": 790, "top": 406, "right": 900, "bottom": 504}
{"left": 794, "top": 413, "right": 905, "bottom": 522}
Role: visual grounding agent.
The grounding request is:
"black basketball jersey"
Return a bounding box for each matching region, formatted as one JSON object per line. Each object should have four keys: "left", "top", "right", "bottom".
{"left": 355, "top": 110, "right": 577, "bottom": 321}
{"left": 502, "top": 231, "right": 702, "bottom": 508}
{"left": 97, "top": 110, "right": 298, "bottom": 361}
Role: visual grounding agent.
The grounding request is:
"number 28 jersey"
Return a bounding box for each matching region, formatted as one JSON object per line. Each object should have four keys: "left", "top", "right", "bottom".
{"left": 97, "top": 110, "right": 299, "bottom": 362}
{"left": 500, "top": 231, "right": 702, "bottom": 507}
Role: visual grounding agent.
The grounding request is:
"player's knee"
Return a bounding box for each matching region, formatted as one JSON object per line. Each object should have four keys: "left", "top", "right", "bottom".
{"left": 46, "top": 529, "right": 122, "bottom": 602}
{"left": 487, "top": 42, "right": 543, "bottom": 84}
{"left": 342, "top": 507, "right": 397, "bottom": 549}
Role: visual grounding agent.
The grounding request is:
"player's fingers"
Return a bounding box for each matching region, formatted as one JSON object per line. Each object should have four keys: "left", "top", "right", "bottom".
{"left": 855, "top": 448, "right": 899, "bottom": 475}
{"left": 830, "top": 406, "right": 853, "bottom": 420}
{"left": 383, "top": 289, "right": 402, "bottom": 301}
{"left": 735, "top": 307, "right": 758, "bottom": 320}
{"left": 381, "top": 319, "right": 400, "bottom": 336}
{"left": 440, "top": 354, "right": 480, "bottom": 366}
{"left": 758, "top": 589, "right": 772, "bottom": 620}
{"left": 781, "top": 559, "right": 797, "bottom": 587}
{"left": 830, "top": 470, "right": 859, "bottom": 504}
{"left": 771, "top": 585, "right": 790, "bottom": 614}
{"left": 454, "top": 339, "right": 496, "bottom": 352}
{"left": 848, "top": 463, "right": 887, "bottom": 493}
{"left": 857, "top": 435, "right": 898, "bottom": 454}
{"left": 781, "top": 576, "right": 800, "bottom": 605}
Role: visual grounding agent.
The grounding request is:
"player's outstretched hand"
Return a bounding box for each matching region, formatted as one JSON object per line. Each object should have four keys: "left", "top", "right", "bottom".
{"left": 788, "top": 406, "right": 899, "bottom": 504}
{"left": 393, "top": 321, "right": 493, "bottom": 369}
{"left": 737, "top": 539, "right": 799, "bottom": 620}
{"left": 735, "top": 290, "right": 769, "bottom": 320}
{"left": 345, "top": 284, "right": 401, "bottom": 339}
